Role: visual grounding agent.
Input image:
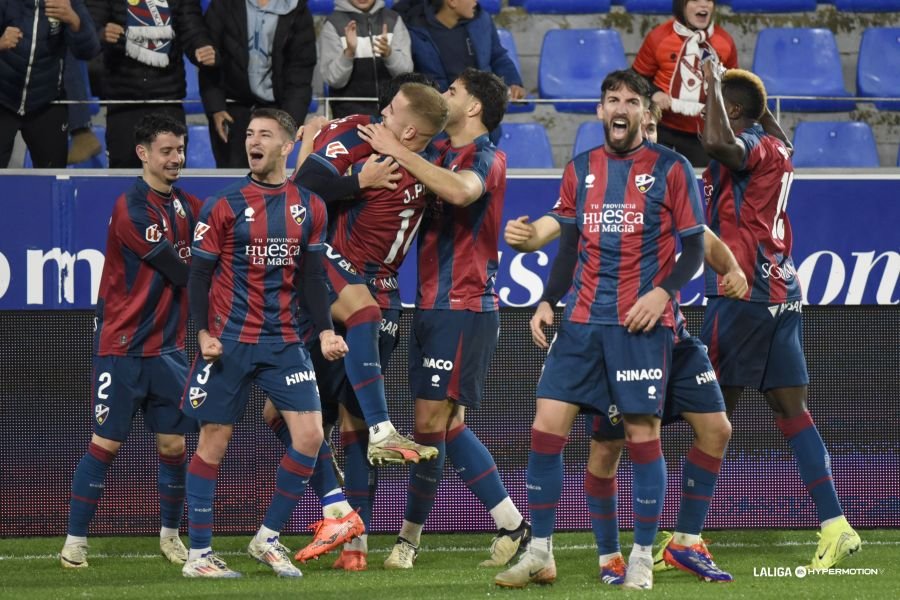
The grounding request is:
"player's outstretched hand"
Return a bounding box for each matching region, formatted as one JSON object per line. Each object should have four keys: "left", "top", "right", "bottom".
{"left": 504, "top": 216, "right": 536, "bottom": 250}
{"left": 530, "top": 300, "right": 555, "bottom": 349}
{"left": 357, "top": 122, "right": 404, "bottom": 157}
{"left": 319, "top": 330, "right": 349, "bottom": 361}
{"left": 720, "top": 268, "right": 748, "bottom": 299}
{"left": 198, "top": 330, "right": 223, "bottom": 362}
{"left": 624, "top": 287, "right": 670, "bottom": 333}
{"left": 358, "top": 153, "right": 401, "bottom": 190}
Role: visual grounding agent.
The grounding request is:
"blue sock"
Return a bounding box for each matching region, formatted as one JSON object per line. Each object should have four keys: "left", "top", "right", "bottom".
{"left": 344, "top": 306, "right": 389, "bottom": 426}
{"left": 186, "top": 455, "right": 218, "bottom": 550}
{"left": 342, "top": 429, "right": 375, "bottom": 527}
{"left": 446, "top": 424, "right": 508, "bottom": 511}
{"left": 268, "top": 416, "right": 292, "bottom": 447}
{"left": 527, "top": 428, "right": 567, "bottom": 539}
{"left": 675, "top": 445, "right": 721, "bottom": 536}
{"left": 67, "top": 443, "right": 115, "bottom": 536}
{"left": 585, "top": 472, "right": 619, "bottom": 555}
{"left": 263, "top": 447, "right": 317, "bottom": 532}
{"left": 776, "top": 411, "right": 843, "bottom": 522}
{"left": 404, "top": 431, "right": 447, "bottom": 525}
{"left": 627, "top": 439, "right": 666, "bottom": 547}
{"left": 159, "top": 450, "right": 187, "bottom": 530}
{"left": 309, "top": 441, "right": 340, "bottom": 502}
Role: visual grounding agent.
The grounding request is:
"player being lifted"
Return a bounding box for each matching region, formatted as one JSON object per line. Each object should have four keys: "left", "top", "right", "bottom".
{"left": 698, "top": 60, "right": 861, "bottom": 569}
{"left": 60, "top": 115, "right": 202, "bottom": 569}
{"left": 359, "top": 68, "right": 532, "bottom": 570}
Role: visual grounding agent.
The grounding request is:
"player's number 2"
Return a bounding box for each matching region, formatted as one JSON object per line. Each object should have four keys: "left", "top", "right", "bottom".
{"left": 772, "top": 171, "right": 793, "bottom": 241}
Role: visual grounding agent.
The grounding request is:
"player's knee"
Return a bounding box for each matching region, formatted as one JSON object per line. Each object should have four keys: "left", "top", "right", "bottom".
{"left": 262, "top": 398, "right": 280, "bottom": 426}
{"left": 156, "top": 434, "right": 186, "bottom": 456}
{"left": 290, "top": 420, "right": 324, "bottom": 456}
{"left": 697, "top": 415, "right": 732, "bottom": 453}
{"left": 587, "top": 439, "right": 623, "bottom": 478}
{"left": 90, "top": 434, "right": 122, "bottom": 456}
{"left": 414, "top": 399, "right": 451, "bottom": 433}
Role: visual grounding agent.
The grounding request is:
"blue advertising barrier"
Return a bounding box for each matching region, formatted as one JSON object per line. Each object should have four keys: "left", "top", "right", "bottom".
{"left": 0, "top": 172, "right": 897, "bottom": 309}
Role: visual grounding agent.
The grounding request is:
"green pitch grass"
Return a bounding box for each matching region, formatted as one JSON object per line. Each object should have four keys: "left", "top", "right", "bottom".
{"left": 1, "top": 530, "right": 896, "bottom": 599}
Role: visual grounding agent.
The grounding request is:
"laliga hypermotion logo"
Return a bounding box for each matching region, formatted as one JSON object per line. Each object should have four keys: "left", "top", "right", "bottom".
{"left": 634, "top": 173, "right": 655, "bottom": 193}
{"left": 194, "top": 222, "right": 210, "bottom": 242}
{"left": 290, "top": 204, "right": 307, "bottom": 225}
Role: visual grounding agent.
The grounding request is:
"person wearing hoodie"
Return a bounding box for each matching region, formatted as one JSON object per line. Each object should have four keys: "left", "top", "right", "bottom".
{"left": 200, "top": 0, "right": 316, "bottom": 168}
{"left": 319, "top": 0, "right": 413, "bottom": 118}
{"left": 0, "top": 0, "right": 99, "bottom": 168}
{"left": 632, "top": 0, "right": 737, "bottom": 167}
{"left": 391, "top": 0, "right": 523, "bottom": 100}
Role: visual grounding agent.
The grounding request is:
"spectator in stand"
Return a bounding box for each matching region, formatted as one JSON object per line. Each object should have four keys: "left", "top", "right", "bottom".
{"left": 0, "top": 0, "right": 100, "bottom": 168}
{"left": 319, "top": 0, "right": 413, "bottom": 119}
{"left": 201, "top": 0, "right": 316, "bottom": 168}
{"left": 63, "top": 50, "right": 103, "bottom": 165}
{"left": 391, "top": 0, "right": 524, "bottom": 100}
{"left": 632, "top": 0, "right": 737, "bottom": 167}
{"left": 86, "top": 0, "right": 214, "bottom": 168}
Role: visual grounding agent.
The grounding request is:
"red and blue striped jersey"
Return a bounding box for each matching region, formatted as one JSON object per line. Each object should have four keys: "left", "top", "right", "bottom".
{"left": 304, "top": 113, "right": 442, "bottom": 310}
{"left": 416, "top": 135, "right": 507, "bottom": 312}
{"left": 702, "top": 124, "right": 802, "bottom": 303}
{"left": 95, "top": 177, "right": 201, "bottom": 357}
{"left": 551, "top": 143, "right": 705, "bottom": 328}
{"left": 192, "top": 176, "right": 327, "bottom": 344}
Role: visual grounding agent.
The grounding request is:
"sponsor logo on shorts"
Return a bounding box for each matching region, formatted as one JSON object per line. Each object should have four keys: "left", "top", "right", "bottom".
{"left": 648, "top": 385, "right": 657, "bottom": 399}
{"left": 380, "top": 319, "right": 398, "bottom": 338}
{"left": 695, "top": 370, "right": 717, "bottom": 385}
{"left": 768, "top": 300, "right": 803, "bottom": 318}
{"left": 189, "top": 386, "right": 207, "bottom": 408}
{"left": 423, "top": 357, "right": 453, "bottom": 371}
{"left": 285, "top": 370, "right": 316, "bottom": 385}
{"left": 94, "top": 403, "right": 109, "bottom": 425}
{"left": 615, "top": 368, "right": 662, "bottom": 382}
{"left": 431, "top": 374, "right": 441, "bottom": 387}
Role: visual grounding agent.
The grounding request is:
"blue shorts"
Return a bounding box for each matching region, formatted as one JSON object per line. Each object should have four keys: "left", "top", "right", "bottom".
{"left": 536, "top": 321, "right": 673, "bottom": 417}
{"left": 310, "top": 308, "right": 401, "bottom": 423}
{"left": 590, "top": 336, "right": 725, "bottom": 441}
{"left": 701, "top": 297, "right": 809, "bottom": 392}
{"left": 408, "top": 309, "right": 499, "bottom": 408}
{"left": 181, "top": 340, "right": 321, "bottom": 425}
{"left": 91, "top": 353, "right": 197, "bottom": 442}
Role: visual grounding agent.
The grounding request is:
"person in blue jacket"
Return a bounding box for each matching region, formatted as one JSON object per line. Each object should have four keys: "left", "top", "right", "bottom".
{"left": 392, "top": 0, "right": 524, "bottom": 100}
{"left": 0, "top": 0, "right": 100, "bottom": 167}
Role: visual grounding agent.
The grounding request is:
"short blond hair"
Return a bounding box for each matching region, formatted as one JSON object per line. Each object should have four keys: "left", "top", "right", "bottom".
{"left": 722, "top": 69, "right": 767, "bottom": 120}
{"left": 399, "top": 82, "right": 449, "bottom": 137}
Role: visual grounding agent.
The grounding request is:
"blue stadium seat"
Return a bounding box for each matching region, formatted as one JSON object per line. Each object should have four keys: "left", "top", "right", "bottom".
{"left": 524, "top": 0, "right": 610, "bottom": 13}
{"left": 729, "top": 0, "right": 816, "bottom": 11}
{"left": 479, "top": 0, "right": 501, "bottom": 13}
{"left": 24, "top": 126, "right": 108, "bottom": 168}
{"left": 497, "top": 29, "right": 534, "bottom": 114}
{"left": 186, "top": 125, "right": 217, "bottom": 168}
{"left": 509, "top": 0, "right": 525, "bottom": 5}
{"left": 857, "top": 28, "right": 900, "bottom": 110}
{"left": 835, "top": 0, "right": 900, "bottom": 10}
{"left": 572, "top": 121, "right": 605, "bottom": 156}
{"left": 752, "top": 28, "right": 855, "bottom": 112}
{"left": 622, "top": 0, "right": 672, "bottom": 13}
{"left": 539, "top": 29, "right": 627, "bottom": 113}
{"left": 308, "top": 0, "right": 333, "bottom": 15}
{"left": 791, "top": 121, "right": 879, "bottom": 168}
{"left": 183, "top": 56, "right": 204, "bottom": 114}
{"left": 498, "top": 123, "right": 554, "bottom": 168}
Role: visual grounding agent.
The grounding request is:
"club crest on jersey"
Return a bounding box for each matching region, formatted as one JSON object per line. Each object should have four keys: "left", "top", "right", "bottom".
{"left": 325, "top": 141, "right": 348, "bottom": 159}
{"left": 634, "top": 173, "right": 655, "bottom": 193}
{"left": 194, "top": 222, "right": 210, "bottom": 241}
{"left": 94, "top": 404, "right": 109, "bottom": 425}
{"left": 189, "top": 387, "right": 207, "bottom": 409}
{"left": 290, "top": 204, "right": 307, "bottom": 225}
{"left": 173, "top": 199, "right": 186, "bottom": 219}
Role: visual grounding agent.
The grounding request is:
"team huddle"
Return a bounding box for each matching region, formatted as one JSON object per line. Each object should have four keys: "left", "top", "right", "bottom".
{"left": 59, "top": 60, "right": 861, "bottom": 591}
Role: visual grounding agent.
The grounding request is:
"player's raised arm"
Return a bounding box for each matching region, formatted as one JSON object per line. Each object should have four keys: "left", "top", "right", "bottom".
{"left": 700, "top": 60, "right": 746, "bottom": 171}
{"left": 703, "top": 226, "right": 748, "bottom": 299}
{"left": 358, "top": 122, "right": 484, "bottom": 207}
